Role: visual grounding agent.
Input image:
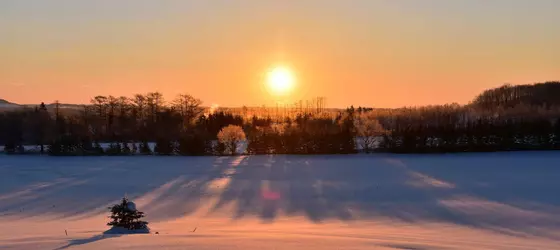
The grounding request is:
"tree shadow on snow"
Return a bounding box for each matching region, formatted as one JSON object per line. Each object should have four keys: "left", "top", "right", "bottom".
{"left": 2, "top": 153, "right": 560, "bottom": 241}
{"left": 208, "top": 153, "right": 560, "bottom": 240}
{"left": 0, "top": 156, "right": 235, "bottom": 221}
{"left": 54, "top": 233, "right": 121, "bottom": 250}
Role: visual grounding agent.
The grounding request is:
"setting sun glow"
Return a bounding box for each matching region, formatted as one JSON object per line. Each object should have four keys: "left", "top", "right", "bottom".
{"left": 266, "top": 66, "right": 295, "bottom": 95}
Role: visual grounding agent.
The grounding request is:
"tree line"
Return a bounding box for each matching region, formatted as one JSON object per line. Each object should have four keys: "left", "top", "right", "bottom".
{"left": 1, "top": 81, "right": 560, "bottom": 155}
{"left": 0, "top": 93, "right": 241, "bottom": 156}
{"left": 375, "top": 104, "right": 560, "bottom": 153}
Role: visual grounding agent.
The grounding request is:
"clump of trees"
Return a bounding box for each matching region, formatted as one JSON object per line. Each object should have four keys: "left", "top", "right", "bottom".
{"left": 472, "top": 81, "right": 560, "bottom": 110}
{"left": 246, "top": 112, "right": 357, "bottom": 155}
{"left": 2, "top": 81, "right": 560, "bottom": 155}
{"left": 0, "top": 93, "right": 245, "bottom": 156}
{"left": 376, "top": 103, "right": 560, "bottom": 153}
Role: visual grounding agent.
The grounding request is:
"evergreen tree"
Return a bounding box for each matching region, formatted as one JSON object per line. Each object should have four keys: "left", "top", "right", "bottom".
{"left": 107, "top": 197, "right": 148, "bottom": 230}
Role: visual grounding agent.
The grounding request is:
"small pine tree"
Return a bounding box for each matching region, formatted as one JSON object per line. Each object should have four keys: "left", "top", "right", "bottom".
{"left": 107, "top": 197, "right": 149, "bottom": 230}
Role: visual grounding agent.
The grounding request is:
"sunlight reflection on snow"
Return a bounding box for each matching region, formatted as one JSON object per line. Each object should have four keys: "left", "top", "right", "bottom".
{"left": 261, "top": 180, "right": 281, "bottom": 201}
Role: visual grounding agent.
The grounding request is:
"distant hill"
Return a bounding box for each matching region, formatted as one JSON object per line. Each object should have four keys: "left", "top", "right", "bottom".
{"left": 472, "top": 81, "right": 560, "bottom": 109}
{"left": 44, "top": 103, "right": 83, "bottom": 109}
{"left": 0, "top": 100, "right": 84, "bottom": 113}
{"left": 0, "top": 99, "right": 12, "bottom": 104}
{"left": 0, "top": 99, "right": 20, "bottom": 108}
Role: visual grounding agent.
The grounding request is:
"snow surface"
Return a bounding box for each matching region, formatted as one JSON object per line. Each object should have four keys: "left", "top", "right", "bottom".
{"left": 1, "top": 152, "right": 560, "bottom": 249}
{"left": 104, "top": 227, "right": 150, "bottom": 235}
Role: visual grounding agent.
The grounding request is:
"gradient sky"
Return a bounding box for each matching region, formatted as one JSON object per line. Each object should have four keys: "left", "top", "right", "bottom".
{"left": 1, "top": 0, "right": 559, "bottom": 108}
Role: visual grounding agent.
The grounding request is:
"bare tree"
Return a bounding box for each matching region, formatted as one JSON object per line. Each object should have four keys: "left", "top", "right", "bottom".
{"left": 90, "top": 96, "right": 108, "bottom": 138}
{"left": 172, "top": 94, "right": 203, "bottom": 126}
{"left": 80, "top": 104, "right": 93, "bottom": 138}
{"left": 132, "top": 94, "right": 146, "bottom": 121}
{"left": 107, "top": 96, "right": 119, "bottom": 135}
{"left": 146, "top": 92, "right": 164, "bottom": 123}
{"left": 91, "top": 96, "right": 107, "bottom": 118}
{"left": 117, "top": 96, "right": 130, "bottom": 116}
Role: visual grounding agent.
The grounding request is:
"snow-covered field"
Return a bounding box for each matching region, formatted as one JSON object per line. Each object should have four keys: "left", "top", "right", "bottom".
{"left": 1, "top": 153, "right": 560, "bottom": 249}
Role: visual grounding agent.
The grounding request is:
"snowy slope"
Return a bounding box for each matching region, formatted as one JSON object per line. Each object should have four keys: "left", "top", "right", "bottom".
{"left": 1, "top": 153, "right": 560, "bottom": 249}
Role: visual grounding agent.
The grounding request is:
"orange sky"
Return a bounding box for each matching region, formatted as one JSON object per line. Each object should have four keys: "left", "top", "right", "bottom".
{"left": 1, "top": 1, "right": 559, "bottom": 108}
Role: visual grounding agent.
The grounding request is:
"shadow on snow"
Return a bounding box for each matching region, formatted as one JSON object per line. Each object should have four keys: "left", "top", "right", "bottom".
{"left": 1, "top": 152, "right": 560, "bottom": 241}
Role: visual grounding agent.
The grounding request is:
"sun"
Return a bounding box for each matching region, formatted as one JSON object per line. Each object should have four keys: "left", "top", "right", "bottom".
{"left": 266, "top": 66, "right": 295, "bottom": 95}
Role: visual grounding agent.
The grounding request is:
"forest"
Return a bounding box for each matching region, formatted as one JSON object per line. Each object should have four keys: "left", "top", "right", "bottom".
{"left": 1, "top": 81, "right": 560, "bottom": 156}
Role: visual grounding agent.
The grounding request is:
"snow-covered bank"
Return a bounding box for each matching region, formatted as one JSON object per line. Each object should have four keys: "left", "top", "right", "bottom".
{"left": 1, "top": 152, "right": 560, "bottom": 249}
